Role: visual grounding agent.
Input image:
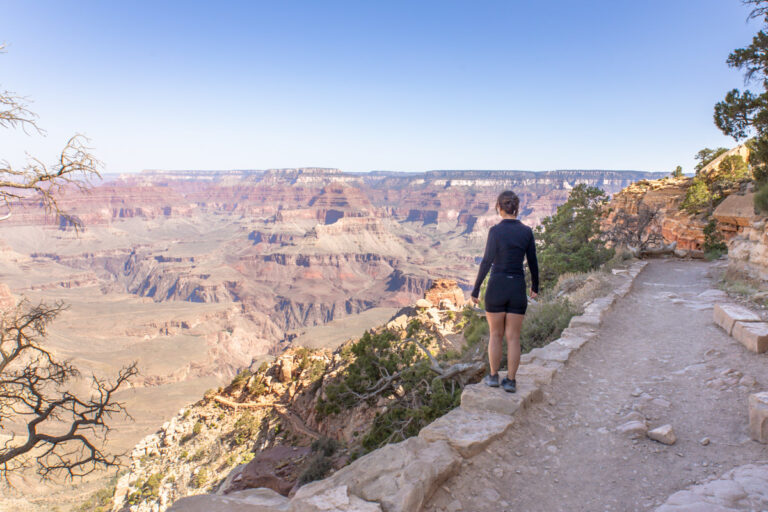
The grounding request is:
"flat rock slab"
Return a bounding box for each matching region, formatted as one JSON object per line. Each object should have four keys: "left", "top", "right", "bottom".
{"left": 290, "top": 485, "right": 382, "bottom": 512}
{"left": 168, "top": 488, "right": 290, "bottom": 512}
{"left": 292, "top": 437, "right": 460, "bottom": 512}
{"left": 656, "top": 464, "right": 768, "bottom": 511}
{"left": 732, "top": 321, "right": 768, "bottom": 353}
{"left": 749, "top": 392, "right": 768, "bottom": 443}
{"left": 461, "top": 379, "right": 543, "bottom": 416}
{"left": 713, "top": 303, "right": 762, "bottom": 335}
{"left": 556, "top": 336, "right": 589, "bottom": 351}
{"left": 515, "top": 364, "right": 558, "bottom": 386}
{"left": 419, "top": 408, "right": 514, "bottom": 458}
{"left": 526, "top": 344, "right": 572, "bottom": 364}
{"left": 569, "top": 314, "right": 602, "bottom": 329}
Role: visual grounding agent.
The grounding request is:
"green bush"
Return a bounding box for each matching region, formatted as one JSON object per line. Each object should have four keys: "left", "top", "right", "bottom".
{"left": 681, "top": 178, "right": 712, "bottom": 214}
{"left": 232, "top": 412, "right": 260, "bottom": 446}
{"left": 231, "top": 369, "right": 252, "bottom": 388}
{"left": 310, "top": 437, "right": 339, "bottom": 457}
{"left": 536, "top": 184, "right": 614, "bottom": 289}
{"left": 192, "top": 421, "right": 203, "bottom": 436}
{"left": 703, "top": 219, "right": 728, "bottom": 260}
{"left": 755, "top": 181, "right": 768, "bottom": 214}
{"left": 75, "top": 474, "right": 121, "bottom": 512}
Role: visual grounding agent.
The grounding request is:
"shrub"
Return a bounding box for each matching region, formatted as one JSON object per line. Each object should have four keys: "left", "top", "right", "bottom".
{"left": 703, "top": 219, "right": 728, "bottom": 260}
{"left": 126, "top": 472, "right": 164, "bottom": 505}
{"left": 755, "top": 180, "right": 768, "bottom": 214}
{"left": 297, "top": 453, "right": 333, "bottom": 486}
{"left": 240, "top": 451, "right": 255, "bottom": 464}
{"left": 192, "top": 421, "right": 203, "bottom": 436}
{"left": 191, "top": 448, "right": 206, "bottom": 462}
{"left": 461, "top": 307, "right": 488, "bottom": 348}
{"left": 191, "top": 468, "right": 208, "bottom": 488}
{"left": 75, "top": 474, "right": 121, "bottom": 512}
{"left": 681, "top": 178, "right": 712, "bottom": 214}
{"left": 520, "top": 299, "right": 577, "bottom": 354}
{"left": 536, "top": 184, "right": 614, "bottom": 289}
{"left": 231, "top": 369, "right": 253, "bottom": 388}
{"left": 311, "top": 437, "right": 339, "bottom": 457}
{"left": 232, "top": 412, "right": 260, "bottom": 446}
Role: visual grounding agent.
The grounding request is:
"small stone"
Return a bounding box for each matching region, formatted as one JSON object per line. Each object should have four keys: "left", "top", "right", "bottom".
{"left": 415, "top": 299, "right": 432, "bottom": 309}
{"left": 546, "top": 445, "right": 558, "bottom": 454}
{"left": 631, "top": 388, "right": 643, "bottom": 397}
{"left": 700, "top": 437, "right": 711, "bottom": 446}
{"left": 492, "top": 468, "right": 504, "bottom": 478}
{"left": 617, "top": 420, "right": 648, "bottom": 438}
{"left": 648, "top": 424, "right": 676, "bottom": 445}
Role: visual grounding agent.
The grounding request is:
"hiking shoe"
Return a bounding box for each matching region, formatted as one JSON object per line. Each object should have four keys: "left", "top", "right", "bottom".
{"left": 501, "top": 377, "right": 516, "bottom": 393}
{"left": 484, "top": 373, "right": 500, "bottom": 387}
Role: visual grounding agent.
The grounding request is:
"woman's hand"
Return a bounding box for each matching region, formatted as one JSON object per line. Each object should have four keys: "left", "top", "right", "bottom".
{"left": 470, "top": 296, "right": 479, "bottom": 305}
{"left": 530, "top": 290, "right": 538, "bottom": 299}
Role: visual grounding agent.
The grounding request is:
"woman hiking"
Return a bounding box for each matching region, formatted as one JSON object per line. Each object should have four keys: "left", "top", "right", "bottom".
{"left": 470, "top": 190, "right": 539, "bottom": 393}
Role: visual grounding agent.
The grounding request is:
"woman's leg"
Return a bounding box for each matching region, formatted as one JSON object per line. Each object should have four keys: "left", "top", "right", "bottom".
{"left": 504, "top": 313, "right": 525, "bottom": 379}
{"left": 485, "top": 312, "right": 507, "bottom": 375}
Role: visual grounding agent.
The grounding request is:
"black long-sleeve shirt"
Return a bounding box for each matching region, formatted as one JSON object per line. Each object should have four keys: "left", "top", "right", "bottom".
{"left": 471, "top": 218, "right": 539, "bottom": 298}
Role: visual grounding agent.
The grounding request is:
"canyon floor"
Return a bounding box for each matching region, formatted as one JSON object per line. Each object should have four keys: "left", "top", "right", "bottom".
{"left": 425, "top": 258, "right": 767, "bottom": 512}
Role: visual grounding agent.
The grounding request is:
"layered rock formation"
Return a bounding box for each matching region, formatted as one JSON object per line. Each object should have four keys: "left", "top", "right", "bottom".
{"left": 604, "top": 146, "right": 767, "bottom": 268}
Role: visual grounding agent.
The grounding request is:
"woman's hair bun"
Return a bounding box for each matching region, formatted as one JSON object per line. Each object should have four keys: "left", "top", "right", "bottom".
{"left": 496, "top": 190, "right": 519, "bottom": 216}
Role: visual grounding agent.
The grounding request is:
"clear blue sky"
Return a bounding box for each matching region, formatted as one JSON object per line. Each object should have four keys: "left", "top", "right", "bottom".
{"left": 0, "top": 1, "right": 761, "bottom": 173}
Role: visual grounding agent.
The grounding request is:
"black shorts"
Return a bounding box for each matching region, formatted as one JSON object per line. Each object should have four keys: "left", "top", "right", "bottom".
{"left": 484, "top": 273, "right": 527, "bottom": 314}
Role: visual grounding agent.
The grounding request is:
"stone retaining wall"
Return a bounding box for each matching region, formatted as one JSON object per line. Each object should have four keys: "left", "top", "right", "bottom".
{"left": 168, "top": 261, "right": 649, "bottom": 512}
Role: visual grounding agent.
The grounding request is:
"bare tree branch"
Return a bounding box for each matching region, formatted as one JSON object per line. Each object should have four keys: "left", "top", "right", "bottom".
{"left": 0, "top": 300, "right": 137, "bottom": 482}
{"left": 604, "top": 204, "right": 665, "bottom": 257}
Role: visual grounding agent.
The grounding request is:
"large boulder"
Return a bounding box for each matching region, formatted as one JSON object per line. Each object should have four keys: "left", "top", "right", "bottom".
{"left": 291, "top": 437, "right": 460, "bottom": 512}
{"left": 222, "top": 445, "right": 312, "bottom": 496}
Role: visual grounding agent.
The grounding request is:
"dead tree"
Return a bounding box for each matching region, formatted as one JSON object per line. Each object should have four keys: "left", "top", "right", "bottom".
{"left": 0, "top": 44, "right": 101, "bottom": 227}
{"left": 605, "top": 204, "right": 666, "bottom": 257}
{"left": 0, "top": 300, "right": 137, "bottom": 481}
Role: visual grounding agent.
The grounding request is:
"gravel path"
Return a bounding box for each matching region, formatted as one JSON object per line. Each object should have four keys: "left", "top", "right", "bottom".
{"left": 424, "top": 259, "right": 768, "bottom": 512}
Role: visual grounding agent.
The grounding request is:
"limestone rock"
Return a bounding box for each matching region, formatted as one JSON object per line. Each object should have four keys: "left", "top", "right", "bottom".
{"left": 167, "top": 488, "right": 290, "bottom": 512}
{"left": 713, "top": 304, "right": 762, "bottom": 335}
{"left": 713, "top": 192, "right": 759, "bottom": 227}
{"left": 515, "top": 364, "right": 558, "bottom": 386}
{"left": 616, "top": 420, "right": 648, "bottom": 438}
{"left": 647, "top": 424, "right": 676, "bottom": 445}
{"left": 292, "top": 437, "right": 460, "bottom": 512}
{"left": 279, "top": 358, "right": 293, "bottom": 383}
{"left": 460, "top": 378, "right": 543, "bottom": 416}
{"left": 732, "top": 321, "right": 768, "bottom": 353}
{"left": 526, "top": 344, "right": 572, "bottom": 364}
{"left": 568, "top": 314, "right": 601, "bottom": 329}
{"left": 290, "top": 485, "right": 382, "bottom": 512}
{"left": 749, "top": 392, "right": 768, "bottom": 443}
{"left": 415, "top": 298, "right": 432, "bottom": 309}
{"left": 419, "top": 407, "right": 514, "bottom": 457}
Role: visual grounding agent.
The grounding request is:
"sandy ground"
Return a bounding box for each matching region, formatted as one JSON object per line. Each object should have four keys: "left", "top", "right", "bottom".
{"left": 425, "top": 259, "right": 768, "bottom": 512}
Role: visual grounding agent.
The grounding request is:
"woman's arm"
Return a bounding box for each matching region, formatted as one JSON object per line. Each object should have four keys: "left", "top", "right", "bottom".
{"left": 526, "top": 230, "right": 539, "bottom": 295}
{"left": 471, "top": 228, "right": 496, "bottom": 298}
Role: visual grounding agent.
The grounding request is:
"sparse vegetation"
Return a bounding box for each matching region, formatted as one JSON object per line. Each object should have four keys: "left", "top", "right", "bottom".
{"left": 191, "top": 468, "right": 208, "bottom": 488}
{"left": 75, "top": 473, "right": 122, "bottom": 512}
{"left": 755, "top": 180, "right": 768, "bottom": 214}
{"left": 297, "top": 437, "right": 340, "bottom": 486}
{"left": 703, "top": 219, "right": 728, "bottom": 260}
{"left": 232, "top": 412, "right": 260, "bottom": 446}
{"left": 126, "top": 472, "right": 164, "bottom": 505}
{"left": 520, "top": 299, "right": 578, "bottom": 354}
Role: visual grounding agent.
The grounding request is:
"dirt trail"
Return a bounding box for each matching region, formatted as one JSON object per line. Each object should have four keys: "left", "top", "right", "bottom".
{"left": 425, "top": 259, "right": 768, "bottom": 512}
